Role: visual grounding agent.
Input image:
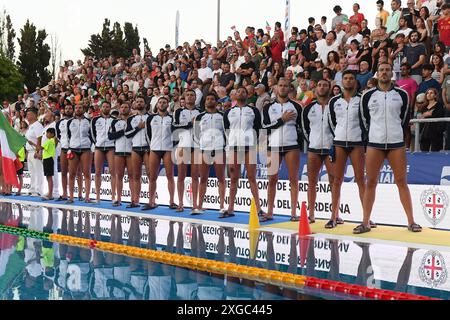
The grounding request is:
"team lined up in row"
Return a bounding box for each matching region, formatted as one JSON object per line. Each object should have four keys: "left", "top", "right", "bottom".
{"left": 30, "top": 62, "right": 420, "bottom": 234}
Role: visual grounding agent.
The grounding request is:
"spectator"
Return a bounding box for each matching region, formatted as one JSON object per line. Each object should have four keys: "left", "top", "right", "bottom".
{"left": 402, "top": 0, "right": 420, "bottom": 29}
{"left": 360, "top": 19, "right": 372, "bottom": 37}
{"left": 356, "top": 61, "right": 374, "bottom": 90}
{"left": 417, "top": 63, "right": 442, "bottom": 95}
{"left": 321, "top": 16, "right": 328, "bottom": 33}
{"left": 346, "top": 25, "right": 364, "bottom": 48}
{"left": 347, "top": 40, "right": 362, "bottom": 71}
{"left": 332, "top": 6, "right": 349, "bottom": 31}
{"left": 255, "top": 84, "right": 271, "bottom": 112}
{"left": 287, "top": 55, "right": 304, "bottom": 78}
{"left": 431, "top": 53, "right": 445, "bottom": 83}
{"left": 326, "top": 50, "right": 340, "bottom": 73}
{"left": 318, "top": 31, "right": 340, "bottom": 64}
{"left": 396, "top": 17, "right": 414, "bottom": 39}
{"left": 350, "top": 3, "right": 365, "bottom": 31}
{"left": 419, "top": 88, "right": 445, "bottom": 151}
{"left": 397, "top": 63, "right": 419, "bottom": 105}
{"left": 376, "top": 0, "right": 391, "bottom": 27}
{"left": 387, "top": 0, "right": 403, "bottom": 39}
{"left": 219, "top": 62, "right": 235, "bottom": 94}
{"left": 404, "top": 30, "right": 427, "bottom": 84}
{"left": 442, "top": 60, "right": 450, "bottom": 150}
{"left": 437, "top": 3, "right": 450, "bottom": 47}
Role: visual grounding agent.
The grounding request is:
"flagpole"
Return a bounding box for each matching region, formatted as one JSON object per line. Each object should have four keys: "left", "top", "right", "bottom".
{"left": 217, "top": 0, "right": 221, "bottom": 43}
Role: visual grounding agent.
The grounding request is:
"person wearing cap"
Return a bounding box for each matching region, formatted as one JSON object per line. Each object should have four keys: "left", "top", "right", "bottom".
{"left": 24, "top": 107, "right": 44, "bottom": 197}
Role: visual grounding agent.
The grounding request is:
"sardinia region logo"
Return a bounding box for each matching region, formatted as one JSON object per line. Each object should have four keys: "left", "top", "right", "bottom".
{"left": 420, "top": 188, "right": 448, "bottom": 227}
{"left": 419, "top": 251, "right": 447, "bottom": 288}
{"left": 184, "top": 178, "right": 193, "bottom": 207}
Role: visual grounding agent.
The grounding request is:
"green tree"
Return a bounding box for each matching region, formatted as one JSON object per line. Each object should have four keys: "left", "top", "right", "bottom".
{"left": 36, "top": 29, "right": 51, "bottom": 86}
{"left": 81, "top": 18, "right": 114, "bottom": 59}
{"left": 17, "top": 20, "right": 51, "bottom": 90}
{"left": 5, "top": 15, "right": 16, "bottom": 61}
{"left": 17, "top": 20, "right": 38, "bottom": 90}
{"left": 0, "top": 54, "right": 23, "bottom": 102}
{"left": 111, "top": 22, "right": 127, "bottom": 58}
{"left": 124, "top": 22, "right": 140, "bottom": 56}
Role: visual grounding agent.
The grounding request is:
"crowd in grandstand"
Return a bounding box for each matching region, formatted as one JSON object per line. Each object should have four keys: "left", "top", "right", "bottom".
{"left": 1, "top": 0, "right": 450, "bottom": 234}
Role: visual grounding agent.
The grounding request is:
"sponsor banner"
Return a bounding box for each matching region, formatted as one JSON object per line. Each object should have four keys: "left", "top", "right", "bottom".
{"left": 242, "top": 152, "right": 450, "bottom": 186}
{"left": 11, "top": 204, "right": 450, "bottom": 294}
{"left": 18, "top": 172, "right": 450, "bottom": 230}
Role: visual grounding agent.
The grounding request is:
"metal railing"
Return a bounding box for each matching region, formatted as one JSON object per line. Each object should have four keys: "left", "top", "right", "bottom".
{"left": 410, "top": 117, "right": 450, "bottom": 152}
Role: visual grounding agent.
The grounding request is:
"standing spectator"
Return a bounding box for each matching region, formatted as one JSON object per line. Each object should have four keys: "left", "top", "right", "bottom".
{"left": 431, "top": 54, "right": 444, "bottom": 84}
{"left": 350, "top": 3, "right": 365, "bottom": 31}
{"left": 401, "top": 0, "right": 420, "bottom": 29}
{"left": 332, "top": 6, "right": 349, "bottom": 31}
{"left": 437, "top": 3, "right": 450, "bottom": 47}
{"left": 376, "top": 0, "right": 391, "bottom": 27}
{"left": 397, "top": 63, "right": 419, "bottom": 105}
{"left": 321, "top": 16, "right": 328, "bottom": 33}
{"left": 236, "top": 53, "right": 255, "bottom": 86}
{"left": 417, "top": 63, "right": 442, "bottom": 94}
{"left": 198, "top": 58, "right": 213, "bottom": 86}
{"left": 24, "top": 108, "right": 44, "bottom": 197}
{"left": 357, "top": 61, "right": 374, "bottom": 90}
{"left": 287, "top": 55, "right": 304, "bottom": 78}
{"left": 419, "top": 88, "right": 445, "bottom": 151}
{"left": 270, "top": 31, "right": 285, "bottom": 64}
{"left": 360, "top": 19, "right": 372, "bottom": 37}
{"left": 429, "top": 0, "right": 444, "bottom": 44}
{"left": 318, "top": 31, "right": 340, "bottom": 64}
{"left": 219, "top": 62, "right": 235, "bottom": 94}
{"left": 387, "top": 0, "right": 403, "bottom": 39}
{"left": 255, "top": 84, "right": 271, "bottom": 112}
{"left": 442, "top": 60, "right": 450, "bottom": 150}
{"left": 347, "top": 40, "right": 362, "bottom": 71}
{"left": 404, "top": 30, "right": 427, "bottom": 84}
{"left": 396, "top": 17, "right": 414, "bottom": 38}
{"left": 346, "top": 25, "right": 364, "bottom": 48}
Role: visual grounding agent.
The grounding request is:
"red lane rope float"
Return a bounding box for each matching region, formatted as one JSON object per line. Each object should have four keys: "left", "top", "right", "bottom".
{"left": 0, "top": 224, "right": 439, "bottom": 300}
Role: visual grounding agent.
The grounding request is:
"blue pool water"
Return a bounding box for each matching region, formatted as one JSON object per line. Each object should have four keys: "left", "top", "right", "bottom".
{"left": 0, "top": 200, "right": 449, "bottom": 300}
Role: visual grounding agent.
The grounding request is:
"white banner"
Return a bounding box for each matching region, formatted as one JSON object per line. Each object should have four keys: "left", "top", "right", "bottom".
{"left": 17, "top": 171, "right": 450, "bottom": 230}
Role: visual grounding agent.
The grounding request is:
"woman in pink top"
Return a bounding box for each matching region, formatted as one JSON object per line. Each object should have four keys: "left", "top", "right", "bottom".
{"left": 346, "top": 40, "right": 361, "bottom": 71}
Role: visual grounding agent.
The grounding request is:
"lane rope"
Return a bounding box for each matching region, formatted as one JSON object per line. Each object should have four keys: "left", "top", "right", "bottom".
{"left": 0, "top": 224, "right": 438, "bottom": 300}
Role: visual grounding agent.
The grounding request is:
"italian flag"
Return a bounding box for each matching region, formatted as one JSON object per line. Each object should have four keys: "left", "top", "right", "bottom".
{"left": 0, "top": 112, "right": 26, "bottom": 188}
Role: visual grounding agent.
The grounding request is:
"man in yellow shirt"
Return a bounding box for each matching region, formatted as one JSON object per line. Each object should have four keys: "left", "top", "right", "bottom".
{"left": 376, "top": 0, "right": 390, "bottom": 27}
{"left": 41, "top": 128, "right": 56, "bottom": 200}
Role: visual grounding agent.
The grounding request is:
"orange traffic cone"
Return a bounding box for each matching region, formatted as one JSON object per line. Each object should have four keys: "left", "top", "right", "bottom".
{"left": 299, "top": 236, "right": 312, "bottom": 268}
{"left": 299, "top": 201, "right": 312, "bottom": 237}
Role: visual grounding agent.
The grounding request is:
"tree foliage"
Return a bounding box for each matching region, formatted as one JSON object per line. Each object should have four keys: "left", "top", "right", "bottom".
{"left": 0, "top": 54, "right": 23, "bottom": 102}
{"left": 17, "top": 20, "right": 51, "bottom": 90}
{"left": 82, "top": 19, "right": 141, "bottom": 59}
